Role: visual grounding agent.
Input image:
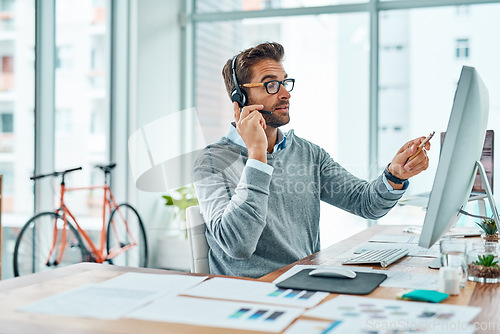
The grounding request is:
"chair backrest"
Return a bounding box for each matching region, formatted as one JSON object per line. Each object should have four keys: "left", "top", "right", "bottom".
{"left": 185, "top": 205, "right": 210, "bottom": 274}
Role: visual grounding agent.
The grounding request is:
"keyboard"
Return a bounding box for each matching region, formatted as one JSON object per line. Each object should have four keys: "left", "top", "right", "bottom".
{"left": 342, "top": 248, "right": 409, "bottom": 268}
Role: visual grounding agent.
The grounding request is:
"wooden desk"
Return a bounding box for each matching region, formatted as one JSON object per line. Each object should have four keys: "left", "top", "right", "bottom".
{"left": 261, "top": 224, "right": 500, "bottom": 333}
{"left": 1, "top": 225, "right": 498, "bottom": 334}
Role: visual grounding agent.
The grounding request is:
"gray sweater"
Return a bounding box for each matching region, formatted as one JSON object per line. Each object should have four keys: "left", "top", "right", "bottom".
{"left": 193, "top": 129, "right": 403, "bottom": 278}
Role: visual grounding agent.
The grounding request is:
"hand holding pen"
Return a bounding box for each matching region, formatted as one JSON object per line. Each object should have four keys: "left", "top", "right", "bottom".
{"left": 407, "top": 131, "right": 435, "bottom": 162}
{"left": 386, "top": 132, "right": 433, "bottom": 188}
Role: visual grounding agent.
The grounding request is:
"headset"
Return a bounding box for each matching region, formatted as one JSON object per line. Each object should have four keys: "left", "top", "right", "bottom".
{"left": 230, "top": 55, "right": 272, "bottom": 115}
{"left": 230, "top": 55, "right": 247, "bottom": 108}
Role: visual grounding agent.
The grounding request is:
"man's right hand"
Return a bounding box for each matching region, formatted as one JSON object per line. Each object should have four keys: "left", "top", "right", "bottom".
{"left": 234, "top": 102, "right": 268, "bottom": 163}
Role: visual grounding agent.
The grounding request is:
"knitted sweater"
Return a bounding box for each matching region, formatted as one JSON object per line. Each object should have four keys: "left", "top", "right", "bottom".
{"left": 193, "top": 129, "right": 403, "bottom": 278}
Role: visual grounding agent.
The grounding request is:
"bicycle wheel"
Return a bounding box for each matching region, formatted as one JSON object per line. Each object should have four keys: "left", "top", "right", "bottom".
{"left": 13, "top": 212, "right": 87, "bottom": 277}
{"left": 106, "top": 203, "right": 148, "bottom": 267}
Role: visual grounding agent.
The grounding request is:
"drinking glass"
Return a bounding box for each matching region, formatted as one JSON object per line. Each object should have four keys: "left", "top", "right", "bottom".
{"left": 440, "top": 238, "right": 467, "bottom": 288}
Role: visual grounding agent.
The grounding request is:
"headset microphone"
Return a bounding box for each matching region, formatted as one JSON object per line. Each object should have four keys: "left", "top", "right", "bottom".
{"left": 230, "top": 55, "right": 272, "bottom": 115}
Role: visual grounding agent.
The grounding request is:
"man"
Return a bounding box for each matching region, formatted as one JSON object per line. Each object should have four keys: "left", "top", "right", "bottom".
{"left": 193, "top": 42, "right": 430, "bottom": 278}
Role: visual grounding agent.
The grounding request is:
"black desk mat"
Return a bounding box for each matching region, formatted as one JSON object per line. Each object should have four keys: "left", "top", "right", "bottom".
{"left": 276, "top": 269, "right": 387, "bottom": 295}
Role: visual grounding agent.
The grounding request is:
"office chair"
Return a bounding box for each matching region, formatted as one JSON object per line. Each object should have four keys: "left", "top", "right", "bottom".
{"left": 185, "top": 205, "right": 210, "bottom": 274}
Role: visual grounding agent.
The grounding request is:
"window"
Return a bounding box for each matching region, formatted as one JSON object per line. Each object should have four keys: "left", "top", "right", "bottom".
{"left": 0, "top": 0, "right": 14, "bottom": 11}
{"left": 456, "top": 38, "right": 470, "bottom": 59}
{"left": 0, "top": 0, "right": 35, "bottom": 280}
{"left": 378, "top": 5, "right": 500, "bottom": 226}
{"left": 197, "top": 0, "right": 367, "bottom": 13}
{"left": 195, "top": 13, "right": 370, "bottom": 247}
{"left": 0, "top": 112, "right": 13, "bottom": 132}
{"left": 55, "top": 0, "right": 109, "bottom": 218}
{"left": 192, "top": 1, "right": 500, "bottom": 248}
{"left": 55, "top": 45, "right": 74, "bottom": 70}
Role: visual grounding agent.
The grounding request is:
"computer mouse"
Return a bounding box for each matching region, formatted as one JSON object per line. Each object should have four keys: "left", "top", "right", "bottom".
{"left": 308, "top": 267, "right": 357, "bottom": 279}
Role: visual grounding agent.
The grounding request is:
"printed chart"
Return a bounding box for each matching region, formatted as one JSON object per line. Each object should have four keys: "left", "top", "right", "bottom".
{"left": 183, "top": 277, "right": 329, "bottom": 308}
{"left": 305, "top": 295, "right": 480, "bottom": 332}
{"left": 127, "top": 295, "right": 304, "bottom": 332}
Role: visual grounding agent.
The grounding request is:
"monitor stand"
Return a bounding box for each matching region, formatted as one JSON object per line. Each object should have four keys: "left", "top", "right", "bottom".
{"left": 471, "top": 160, "right": 500, "bottom": 224}
{"left": 429, "top": 160, "right": 498, "bottom": 270}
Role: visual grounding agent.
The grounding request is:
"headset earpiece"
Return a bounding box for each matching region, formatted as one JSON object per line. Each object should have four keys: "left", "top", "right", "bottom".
{"left": 230, "top": 55, "right": 247, "bottom": 108}
{"left": 230, "top": 87, "right": 247, "bottom": 107}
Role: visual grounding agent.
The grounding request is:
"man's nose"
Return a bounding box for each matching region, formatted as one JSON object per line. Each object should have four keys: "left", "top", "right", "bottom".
{"left": 277, "top": 84, "right": 290, "bottom": 99}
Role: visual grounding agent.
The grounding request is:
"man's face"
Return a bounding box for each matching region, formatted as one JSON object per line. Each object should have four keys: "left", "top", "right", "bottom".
{"left": 245, "top": 59, "right": 291, "bottom": 128}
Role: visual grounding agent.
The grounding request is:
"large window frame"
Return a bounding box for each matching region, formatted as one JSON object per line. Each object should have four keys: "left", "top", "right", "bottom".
{"left": 183, "top": 0, "right": 500, "bottom": 225}
{"left": 34, "top": 0, "right": 131, "bottom": 212}
{"left": 183, "top": 0, "right": 500, "bottom": 173}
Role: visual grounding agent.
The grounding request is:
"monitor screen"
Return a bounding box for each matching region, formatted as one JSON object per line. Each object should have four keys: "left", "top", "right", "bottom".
{"left": 439, "top": 129, "right": 494, "bottom": 194}
{"left": 418, "top": 66, "right": 489, "bottom": 248}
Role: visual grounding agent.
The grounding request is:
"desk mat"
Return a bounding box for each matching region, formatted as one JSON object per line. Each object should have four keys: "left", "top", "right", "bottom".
{"left": 276, "top": 269, "right": 387, "bottom": 295}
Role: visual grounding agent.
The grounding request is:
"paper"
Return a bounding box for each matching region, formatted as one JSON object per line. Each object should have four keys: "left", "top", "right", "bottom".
{"left": 98, "top": 272, "right": 208, "bottom": 293}
{"left": 378, "top": 270, "right": 439, "bottom": 290}
{"left": 127, "top": 295, "right": 304, "bottom": 333}
{"left": 284, "top": 319, "right": 346, "bottom": 334}
{"left": 304, "top": 295, "right": 481, "bottom": 331}
{"left": 285, "top": 319, "right": 474, "bottom": 334}
{"left": 20, "top": 284, "right": 158, "bottom": 320}
{"left": 370, "top": 234, "right": 418, "bottom": 244}
{"left": 183, "top": 277, "right": 329, "bottom": 308}
{"left": 20, "top": 273, "right": 208, "bottom": 320}
{"left": 355, "top": 242, "right": 440, "bottom": 258}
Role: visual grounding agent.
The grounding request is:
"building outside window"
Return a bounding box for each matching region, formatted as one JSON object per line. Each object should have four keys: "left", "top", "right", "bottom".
{"left": 193, "top": 1, "right": 500, "bottom": 247}
{"left": 456, "top": 38, "right": 470, "bottom": 59}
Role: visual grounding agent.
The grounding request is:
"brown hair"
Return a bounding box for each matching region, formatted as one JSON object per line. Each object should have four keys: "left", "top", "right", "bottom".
{"left": 222, "top": 42, "right": 285, "bottom": 97}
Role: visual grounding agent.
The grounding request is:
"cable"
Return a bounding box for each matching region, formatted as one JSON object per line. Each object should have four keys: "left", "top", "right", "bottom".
{"left": 458, "top": 209, "right": 492, "bottom": 221}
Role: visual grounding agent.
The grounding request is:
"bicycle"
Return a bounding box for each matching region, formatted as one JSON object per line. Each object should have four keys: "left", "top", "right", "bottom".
{"left": 13, "top": 163, "right": 148, "bottom": 277}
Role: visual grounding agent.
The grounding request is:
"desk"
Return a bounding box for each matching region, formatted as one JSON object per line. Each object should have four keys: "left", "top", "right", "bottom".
{"left": 1, "top": 225, "right": 499, "bottom": 334}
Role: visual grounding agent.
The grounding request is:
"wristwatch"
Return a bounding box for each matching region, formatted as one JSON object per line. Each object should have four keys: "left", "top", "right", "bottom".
{"left": 384, "top": 163, "right": 408, "bottom": 184}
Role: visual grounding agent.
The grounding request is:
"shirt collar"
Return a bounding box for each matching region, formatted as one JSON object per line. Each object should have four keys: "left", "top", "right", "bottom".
{"left": 226, "top": 122, "right": 287, "bottom": 153}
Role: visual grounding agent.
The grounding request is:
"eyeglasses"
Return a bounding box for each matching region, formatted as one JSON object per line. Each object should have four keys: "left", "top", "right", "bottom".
{"left": 241, "top": 78, "right": 295, "bottom": 95}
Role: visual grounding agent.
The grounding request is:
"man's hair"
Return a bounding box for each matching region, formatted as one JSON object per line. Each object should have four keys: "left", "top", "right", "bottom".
{"left": 222, "top": 42, "right": 285, "bottom": 97}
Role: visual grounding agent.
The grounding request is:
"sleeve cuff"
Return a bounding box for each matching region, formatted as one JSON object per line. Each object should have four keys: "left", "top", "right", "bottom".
{"left": 246, "top": 159, "right": 274, "bottom": 176}
{"left": 382, "top": 173, "right": 409, "bottom": 194}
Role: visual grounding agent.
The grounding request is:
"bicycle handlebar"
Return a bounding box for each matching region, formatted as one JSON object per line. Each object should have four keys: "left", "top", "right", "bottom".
{"left": 30, "top": 166, "right": 83, "bottom": 181}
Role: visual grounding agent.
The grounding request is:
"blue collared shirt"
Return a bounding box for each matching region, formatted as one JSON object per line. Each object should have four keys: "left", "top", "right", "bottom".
{"left": 225, "top": 123, "right": 406, "bottom": 194}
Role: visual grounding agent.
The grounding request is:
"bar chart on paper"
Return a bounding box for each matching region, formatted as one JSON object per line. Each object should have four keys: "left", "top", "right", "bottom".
{"left": 183, "top": 277, "right": 329, "bottom": 308}
{"left": 127, "top": 295, "right": 305, "bottom": 332}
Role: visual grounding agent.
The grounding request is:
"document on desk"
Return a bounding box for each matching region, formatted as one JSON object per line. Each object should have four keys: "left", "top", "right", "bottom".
{"left": 355, "top": 242, "right": 440, "bottom": 258}
{"left": 369, "top": 234, "right": 418, "bottom": 243}
{"left": 183, "top": 277, "right": 329, "bottom": 308}
{"left": 305, "top": 295, "right": 481, "bottom": 330}
{"left": 127, "top": 295, "right": 304, "bottom": 333}
{"left": 377, "top": 270, "right": 438, "bottom": 290}
{"left": 284, "top": 319, "right": 349, "bottom": 334}
{"left": 20, "top": 273, "right": 208, "bottom": 320}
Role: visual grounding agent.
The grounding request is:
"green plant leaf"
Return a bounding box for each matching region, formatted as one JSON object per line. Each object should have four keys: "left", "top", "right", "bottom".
{"left": 475, "top": 218, "right": 498, "bottom": 235}
{"left": 474, "top": 254, "right": 499, "bottom": 267}
{"left": 162, "top": 195, "right": 174, "bottom": 206}
{"left": 162, "top": 184, "right": 199, "bottom": 221}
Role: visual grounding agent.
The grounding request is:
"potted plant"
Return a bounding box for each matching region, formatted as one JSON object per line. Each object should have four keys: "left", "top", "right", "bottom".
{"left": 475, "top": 218, "right": 499, "bottom": 243}
{"left": 162, "top": 184, "right": 199, "bottom": 233}
{"left": 467, "top": 251, "right": 500, "bottom": 283}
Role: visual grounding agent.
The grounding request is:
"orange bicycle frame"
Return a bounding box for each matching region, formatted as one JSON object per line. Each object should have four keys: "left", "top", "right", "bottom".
{"left": 47, "top": 182, "right": 139, "bottom": 265}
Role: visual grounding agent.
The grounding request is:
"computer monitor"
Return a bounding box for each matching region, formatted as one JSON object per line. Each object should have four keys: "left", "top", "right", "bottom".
{"left": 418, "top": 66, "right": 492, "bottom": 248}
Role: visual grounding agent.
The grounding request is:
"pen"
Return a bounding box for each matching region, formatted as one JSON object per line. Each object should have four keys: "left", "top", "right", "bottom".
{"left": 407, "top": 131, "right": 434, "bottom": 162}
